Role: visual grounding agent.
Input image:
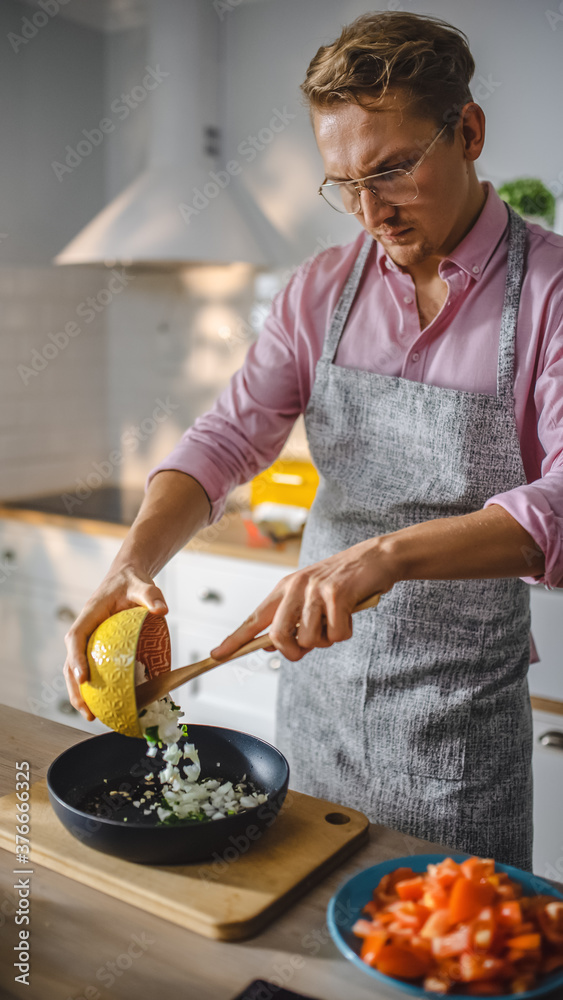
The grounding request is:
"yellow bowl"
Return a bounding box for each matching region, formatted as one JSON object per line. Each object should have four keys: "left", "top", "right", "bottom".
{"left": 80, "top": 607, "right": 171, "bottom": 737}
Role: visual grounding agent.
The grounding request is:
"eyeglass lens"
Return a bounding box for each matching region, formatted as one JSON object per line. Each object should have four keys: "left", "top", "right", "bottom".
{"left": 324, "top": 171, "right": 418, "bottom": 213}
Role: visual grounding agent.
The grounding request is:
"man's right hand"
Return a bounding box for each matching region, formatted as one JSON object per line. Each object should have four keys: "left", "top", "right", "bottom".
{"left": 63, "top": 566, "right": 168, "bottom": 721}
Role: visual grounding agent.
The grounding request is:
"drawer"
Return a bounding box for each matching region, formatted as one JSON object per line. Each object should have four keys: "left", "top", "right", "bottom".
{"left": 168, "top": 622, "right": 280, "bottom": 744}
{"left": 529, "top": 584, "right": 563, "bottom": 702}
{"left": 532, "top": 709, "right": 563, "bottom": 878}
{"left": 0, "top": 520, "right": 122, "bottom": 596}
{"left": 166, "top": 550, "right": 289, "bottom": 629}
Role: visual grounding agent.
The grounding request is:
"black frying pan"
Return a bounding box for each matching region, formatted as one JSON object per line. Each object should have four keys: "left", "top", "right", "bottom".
{"left": 47, "top": 726, "right": 289, "bottom": 865}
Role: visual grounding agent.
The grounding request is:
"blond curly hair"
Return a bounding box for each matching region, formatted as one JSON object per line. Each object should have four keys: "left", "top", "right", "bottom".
{"left": 301, "top": 11, "right": 475, "bottom": 134}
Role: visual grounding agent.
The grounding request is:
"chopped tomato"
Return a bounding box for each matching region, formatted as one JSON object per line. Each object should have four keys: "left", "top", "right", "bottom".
{"left": 422, "top": 883, "right": 450, "bottom": 911}
{"left": 431, "top": 924, "right": 472, "bottom": 958}
{"left": 506, "top": 932, "right": 541, "bottom": 950}
{"left": 461, "top": 857, "right": 495, "bottom": 882}
{"left": 352, "top": 856, "right": 563, "bottom": 994}
{"left": 459, "top": 953, "right": 509, "bottom": 982}
{"left": 537, "top": 899, "right": 563, "bottom": 946}
{"left": 388, "top": 900, "right": 430, "bottom": 930}
{"left": 351, "top": 918, "right": 374, "bottom": 939}
{"left": 395, "top": 875, "right": 425, "bottom": 900}
{"left": 375, "top": 942, "right": 431, "bottom": 979}
{"left": 422, "top": 974, "right": 450, "bottom": 994}
{"left": 496, "top": 900, "right": 522, "bottom": 927}
{"left": 387, "top": 920, "right": 416, "bottom": 939}
{"left": 420, "top": 908, "right": 453, "bottom": 939}
{"left": 449, "top": 875, "right": 495, "bottom": 923}
{"left": 360, "top": 928, "right": 388, "bottom": 966}
{"left": 374, "top": 868, "right": 415, "bottom": 905}
{"left": 428, "top": 857, "right": 462, "bottom": 888}
{"left": 472, "top": 907, "right": 496, "bottom": 951}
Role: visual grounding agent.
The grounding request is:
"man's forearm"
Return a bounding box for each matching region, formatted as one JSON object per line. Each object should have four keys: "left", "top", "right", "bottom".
{"left": 110, "top": 470, "right": 212, "bottom": 579}
{"left": 381, "top": 503, "right": 546, "bottom": 584}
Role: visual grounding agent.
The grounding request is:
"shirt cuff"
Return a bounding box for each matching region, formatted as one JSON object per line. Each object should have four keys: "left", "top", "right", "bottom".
{"left": 145, "top": 445, "right": 231, "bottom": 525}
{"left": 484, "top": 486, "right": 563, "bottom": 589}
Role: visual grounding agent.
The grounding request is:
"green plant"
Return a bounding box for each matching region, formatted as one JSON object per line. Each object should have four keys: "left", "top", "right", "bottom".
{"left": 497, "top": 178, "right": 555, "bottom": 226}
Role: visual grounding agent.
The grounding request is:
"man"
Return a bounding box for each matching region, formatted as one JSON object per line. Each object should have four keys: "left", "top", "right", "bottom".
{"left": 65, "top": 12, "right": 563, "bottom": 871}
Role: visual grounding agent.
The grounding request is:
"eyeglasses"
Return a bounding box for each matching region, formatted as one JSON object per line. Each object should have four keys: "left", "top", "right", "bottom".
{"left": 318, "top": 124, "right": 448, "bottom": 214}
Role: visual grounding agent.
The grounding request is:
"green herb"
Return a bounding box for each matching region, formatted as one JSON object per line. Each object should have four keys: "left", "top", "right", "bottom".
{"left": 497, "top": 178, "right": 556, "bottom": 226}
{"left": 170, "top": 699, "right": 181, "bottom": 711}
{"left": 157, "top": 809, "right": 209, "bottom": 826}
{"left": 158, "top": 812, "right": 180, "bottom": 826}
{"left": 144, "top": 725, "right": 159, "bottom": 744}
{"left": 227, "top": 810, "right": 236, "bottom": 815}
{"left": 181, "top": 724, "right": 189, "bottom": 737}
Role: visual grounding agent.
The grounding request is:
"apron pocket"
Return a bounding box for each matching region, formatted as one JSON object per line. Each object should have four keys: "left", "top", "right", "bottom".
{"left": 361, "top": 611, "right": 481, "bottom": 781}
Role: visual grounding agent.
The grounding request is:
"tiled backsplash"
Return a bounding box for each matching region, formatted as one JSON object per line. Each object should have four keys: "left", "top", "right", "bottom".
{"left": 0, "top": 266, "right": 108, "bottom": 499}
{"left": 1, "top": 263, "right": 308, "bottom": 502}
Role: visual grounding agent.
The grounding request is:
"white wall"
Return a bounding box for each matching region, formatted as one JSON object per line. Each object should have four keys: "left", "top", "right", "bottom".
{"left": 0, "top": 0, "right": 110, "bottom": 499}
{"left": 0, "top": 266, "right": 109, "bottom": 498}
{"left": 222, "top": 0, "right": 563, "bottom": 261}
{"left": 0, "top": 0, "right": 106, "bottom": 266}
{"left": 2, "top": 0, "right": 562, "bottom": 497}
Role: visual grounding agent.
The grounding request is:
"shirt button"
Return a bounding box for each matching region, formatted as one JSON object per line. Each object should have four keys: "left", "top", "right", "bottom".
{"left": 412, "top": 352, "right": 420, "bottom": 362}
{"left": 472, "top": 265, "right": 480, "bottom": 274}
{"left": 403, "top": 295, "right": 413, "bottom": 304}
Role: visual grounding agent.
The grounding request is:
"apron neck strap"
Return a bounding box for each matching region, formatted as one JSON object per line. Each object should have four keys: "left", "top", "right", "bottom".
{"left": 497, "top": 204, "right": 527, "bottom": 402}
{"left": 322, "top": 232, "right": 373, "bottom": 363}
{"left": 322, "top": 207, "right": 526, "bottom": 401}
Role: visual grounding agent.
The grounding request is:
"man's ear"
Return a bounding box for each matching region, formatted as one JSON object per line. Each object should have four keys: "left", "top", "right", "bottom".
{"left": 459, "top": 102, "right": 486, "bottom": 161}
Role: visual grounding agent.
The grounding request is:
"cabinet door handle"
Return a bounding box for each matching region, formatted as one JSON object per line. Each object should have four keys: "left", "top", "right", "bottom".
{"left": 56, "top": 606, "right": 77, "bottom": 624}
{"left": 58, "top": 698, "right": 78, "bottom": 716}
{"left": 538, "top": 730, "right": 563, "bottom": 750}
{"left": 198, "top": 588, "right": 223, "bottom": 603}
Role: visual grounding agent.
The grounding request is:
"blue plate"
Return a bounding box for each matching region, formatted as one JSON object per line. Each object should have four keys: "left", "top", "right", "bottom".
{"left": 327, "top": 853, "right": 563, "bottom": 998}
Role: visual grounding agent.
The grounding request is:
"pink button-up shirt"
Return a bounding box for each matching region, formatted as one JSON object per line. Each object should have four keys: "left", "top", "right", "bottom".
{"left": 148, "top": 183, "right": 563, "bottom": 589}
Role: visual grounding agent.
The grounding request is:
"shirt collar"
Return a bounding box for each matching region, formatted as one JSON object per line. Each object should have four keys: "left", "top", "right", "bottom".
{"left": 376, "top": 181, "right": 509, "bottom": 281}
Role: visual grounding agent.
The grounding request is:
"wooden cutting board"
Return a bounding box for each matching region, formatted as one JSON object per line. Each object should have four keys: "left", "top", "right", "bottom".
{"left": 0, "top": 780, "right": 369, "bottom": 941}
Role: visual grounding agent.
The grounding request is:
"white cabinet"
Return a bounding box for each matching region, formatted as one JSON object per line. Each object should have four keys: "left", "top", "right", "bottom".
{"left": 0, "top": 519, "right": 133, "bottom": 733}
{"left": 164, "top": 550, "right": 288, "bottom": 744}
{"left": 532, "top": 708, "right": 563, "bottom": 878}
{"left": 0, "top": 517, "right": 287, "bottom": 740}
{"left": 529, "top": 584, "right": 563, "bottom": 701}
{"left": 170, "top": 622, "right": 281, "bottom": 744}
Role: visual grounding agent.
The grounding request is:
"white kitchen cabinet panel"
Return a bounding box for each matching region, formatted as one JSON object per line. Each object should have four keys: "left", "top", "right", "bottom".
{"left": 170, "top": 622, "right": 279, "bottom": 745}
{"left": 529, "top": 584, "right": 563, "bottom": 701}
{"left": 532, "top": 709, "right": 563, "bottom": 878}
{"left": 1, "top": 585, "right": 106, "bottom": 733}
{"left": 165, "top": 550, "right": 289, "bottom": 631}
{"left": 0, "top": 517, "right": 167, "bottom": 733}
{"left": 0, "top": 519, "right": 123, "bottom": 598}
{"left": 0, "top": 587, "right": 29, "bottom": 711}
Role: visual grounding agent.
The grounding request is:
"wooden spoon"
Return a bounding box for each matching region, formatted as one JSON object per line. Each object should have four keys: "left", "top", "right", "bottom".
{"left": 134, "top": 591, "right": 383, "bottom": 712}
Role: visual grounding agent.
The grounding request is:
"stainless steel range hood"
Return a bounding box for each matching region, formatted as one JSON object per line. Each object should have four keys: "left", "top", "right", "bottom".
{"left": 54, "top": 0, "right": 285, "bottom": 267}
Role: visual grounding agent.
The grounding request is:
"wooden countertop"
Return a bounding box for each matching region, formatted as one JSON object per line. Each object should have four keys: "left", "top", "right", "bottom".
{"left": 0, "top": 705, "right": 502, "bottom": 1000}
{"left": 0, "top": 503, "right": 301, "bottom": 568}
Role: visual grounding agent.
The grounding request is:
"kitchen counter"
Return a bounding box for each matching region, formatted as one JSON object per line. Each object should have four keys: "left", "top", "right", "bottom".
{"left": 0, "top": 705, "right": 497, "bottom": 1000}
{"left": 0, "top": 487, "right": 301, "bottom": 568}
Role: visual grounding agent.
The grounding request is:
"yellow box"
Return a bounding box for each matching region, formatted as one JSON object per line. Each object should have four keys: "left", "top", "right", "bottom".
{"left": 250, "top": 459, "right": 319, "bottom": 509}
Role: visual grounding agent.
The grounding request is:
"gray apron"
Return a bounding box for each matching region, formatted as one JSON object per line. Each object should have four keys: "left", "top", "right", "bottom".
{"left": 276, "top": 206, "right": 533, "bottom": 871}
